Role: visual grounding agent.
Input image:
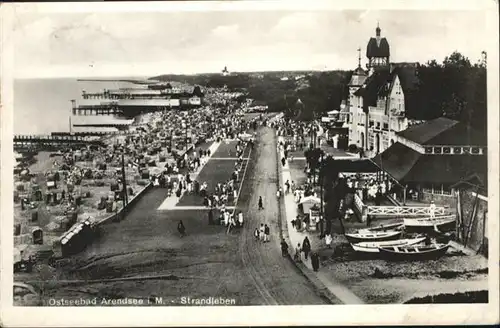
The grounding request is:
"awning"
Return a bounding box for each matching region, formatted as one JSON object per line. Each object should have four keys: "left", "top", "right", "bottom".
{"left": 299, "top": 195, "right": 321, "bottom": 204}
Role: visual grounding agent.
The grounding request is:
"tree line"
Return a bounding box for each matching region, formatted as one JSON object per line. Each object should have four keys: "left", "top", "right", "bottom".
{"left": 414, "top": 51, "right": 486, "bottom": 133}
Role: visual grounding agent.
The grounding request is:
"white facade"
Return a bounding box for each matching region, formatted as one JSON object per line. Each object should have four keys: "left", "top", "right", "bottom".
{"left": 348, "top": 73, "right": 412, "bottom": 154}
{"left": 188, "top": 96, "right": 201, "bottom": 105}
{"left": 347, "top": 84, "right": 367, "bottom": 148}
{"left": 118, "top": 98, "right": 180, "bottom": 107}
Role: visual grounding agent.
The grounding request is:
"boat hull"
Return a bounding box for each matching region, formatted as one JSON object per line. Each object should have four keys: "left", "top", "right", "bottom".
{"left": 379, "top": 244, "right": 450, "bottom": 261}
{"left": 358, "top": 222, "right": 404, "bottom": 234}
{"left": 351, "top": 236, "right": 427, "bottom": 253}
{"left": 403, "top": 216, "right": 455, "bottom": 228}
{"left": 345, "top": 231, "right": 403, "bottom": 244}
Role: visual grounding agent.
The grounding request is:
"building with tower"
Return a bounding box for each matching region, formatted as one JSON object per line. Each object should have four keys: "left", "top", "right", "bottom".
{"left": 222, "top": 66, "right": 230, "bottom": 76}
{"left": 347, "top": 23, "right": 422, "bottom": 155}
{"left": 366, "top": 23, "right": 390, "bottom": 70}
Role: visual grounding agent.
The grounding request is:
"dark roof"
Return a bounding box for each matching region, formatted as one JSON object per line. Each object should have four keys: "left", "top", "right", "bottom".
{"left": 396, "top": 117, "right": 486, "bottom": 146}
{"left": 451, "top": 173, "right": 487, "bottom": 193}
{"left": 349, "top": 67, "right": 368, "bottom": 86}
{"left": 354, "top": 68, "right": 391, "bottom": 107}
{"left": 353, "top": 66, "right": 367, "bottom": 76}
{"left": 366, "top": 37, "right": 390, "bottom": 58}
{"left": 372, "top": 142, "right": 487, "bottom": 184}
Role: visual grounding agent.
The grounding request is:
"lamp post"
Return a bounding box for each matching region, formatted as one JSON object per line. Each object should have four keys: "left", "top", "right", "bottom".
{"left": 319, "top": 151, "right": 324, "bottom": 237}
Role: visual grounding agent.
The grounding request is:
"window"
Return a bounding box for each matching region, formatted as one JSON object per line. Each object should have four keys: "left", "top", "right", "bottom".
{"left": 369, "top": 120, "right": 374, "bottom": 127}
{"left": 383, "top": 123, "right": 389, "bottom": 130}
{"left": 376, "top": 122, "right": 381, "bottom": 129}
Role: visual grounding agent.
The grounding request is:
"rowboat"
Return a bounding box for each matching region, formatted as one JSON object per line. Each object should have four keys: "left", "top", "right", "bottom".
{"left": 358, "top": 222, "right": 404, "bottom": 234}
{"left": 379, "top": 243, "right": 450, "bottom": 261}
{"left": 351, "top": 236, "right": 427, "bottom": 253}
{"left": 345, "top": 230, "right": 403, "bottom": 243}
{"left": 403, "top": 215, "right": 455, "bottom": 228}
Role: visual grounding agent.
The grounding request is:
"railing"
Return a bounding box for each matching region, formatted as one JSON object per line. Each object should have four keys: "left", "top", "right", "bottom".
{"left": 340, "top": 172, "right": 378, "bottom": 180}
{"left": 422, "top": 188, "right": 453, "bottom": 196}
{"left": 366, "top": 206, "right": 446, "bottom": 216}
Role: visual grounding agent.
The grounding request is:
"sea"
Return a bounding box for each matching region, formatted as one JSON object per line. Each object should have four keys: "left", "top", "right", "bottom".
{"left": 13, "top": 77, "right": 147, "bottom": 135}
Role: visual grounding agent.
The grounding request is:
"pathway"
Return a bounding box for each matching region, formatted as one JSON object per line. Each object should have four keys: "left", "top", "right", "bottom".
{"left": 278, "top": 135, "right": 365, "bottom": 304}
{"left": 157, "top": 141, "right": 221, "bottom": 210}
{"left": 235, "top": 127, "right": 328, "bottom": 304}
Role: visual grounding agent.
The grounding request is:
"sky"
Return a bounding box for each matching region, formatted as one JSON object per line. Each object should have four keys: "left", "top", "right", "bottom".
{"left": 9, "top": 6, "right": 492, "bottom": 78}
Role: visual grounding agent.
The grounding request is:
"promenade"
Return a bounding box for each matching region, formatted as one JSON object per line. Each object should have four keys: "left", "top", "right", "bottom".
{"left": 277, "top": 135, "right": 364, "bottom": 304}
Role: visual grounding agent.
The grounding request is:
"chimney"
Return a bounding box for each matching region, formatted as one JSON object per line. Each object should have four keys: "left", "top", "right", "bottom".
{"left": 376, "top": 23, "right": 381, "bottom": 46}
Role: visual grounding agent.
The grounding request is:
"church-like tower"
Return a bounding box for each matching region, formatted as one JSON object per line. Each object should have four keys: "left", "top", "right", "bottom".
{"left": 366, "top": 23, "right": 390, "bottom": 69}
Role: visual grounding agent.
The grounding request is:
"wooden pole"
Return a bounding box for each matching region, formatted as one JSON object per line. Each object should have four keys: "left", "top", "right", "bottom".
{"left": 477, "top": 210, "right": 487, "bottom": 255}
{"left": 456, "top": 190, "right": 462, "bottom": 241}
{"left": 121, "top": 152, "right": 129, "bottom": 208}
{"left": 320, "top": 152, "right": 324, "bottom": 237}
{"left": 465, "top": 187, "right": 480, "bottom": 247}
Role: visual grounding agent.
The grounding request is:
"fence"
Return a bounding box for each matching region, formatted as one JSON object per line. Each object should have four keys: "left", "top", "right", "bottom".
{"left": 352, "top": 193, "right": 449, "bottom": 222}
{"left": 422, "top": 188, "right": 454, "bottom": 196}
{"left": 340, "top": 172, "right": 378, "bottom": 180}
{"left": 366, "top": 205, "right": 446, "bottom": 216}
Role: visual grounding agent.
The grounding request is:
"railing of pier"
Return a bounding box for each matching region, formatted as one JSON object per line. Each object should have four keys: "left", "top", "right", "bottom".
{"left": 366, "top": 205, "right": 447, "bottom": 216}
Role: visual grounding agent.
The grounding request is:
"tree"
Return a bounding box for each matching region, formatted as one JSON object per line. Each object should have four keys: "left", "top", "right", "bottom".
{"left": 417, "top": 51, "right": 486, "bottom": 134}
{"left": 320, "top": 156, "right": 343, "bottom": 234}
{"left": 304, "top": 148, "right": 324, "bottom": 186}
{"left": 193, "top": 85, "right": 204, "bottom": 97}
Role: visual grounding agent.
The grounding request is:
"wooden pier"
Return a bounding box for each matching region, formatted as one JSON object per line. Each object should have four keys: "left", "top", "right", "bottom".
{"left": 14, "top": 134, "right": 105, "bottom": 150}
{"left": 71, "top": 100, "right": 123, "bottom": 116}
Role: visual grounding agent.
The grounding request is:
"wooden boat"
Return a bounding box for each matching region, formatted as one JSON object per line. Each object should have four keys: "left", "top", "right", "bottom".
{"left": 345, "top": 230, "right": 403, "bottom": 243}
{"left": 403, "top": 215, "right": 455, "bottom": 228}
{"left": 379, "top": 243, "right": 450, "bottom": 261}
{"left": 351, "top": 236, "right": 427, "bottom": 253}
{"left": 358, "top": 222, "right": 404, "bottom": 234}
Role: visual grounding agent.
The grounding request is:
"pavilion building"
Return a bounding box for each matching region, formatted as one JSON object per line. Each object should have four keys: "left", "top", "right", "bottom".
{"left": 371, "top": 117, "right": 487, "bottom": 205}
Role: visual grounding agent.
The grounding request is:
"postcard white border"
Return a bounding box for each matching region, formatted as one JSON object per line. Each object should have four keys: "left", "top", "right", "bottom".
{"left": 1, "top": 0, "right": 499, "bottom": 326}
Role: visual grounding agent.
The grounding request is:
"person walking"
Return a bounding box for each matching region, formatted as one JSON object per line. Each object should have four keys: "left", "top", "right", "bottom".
{"left": 325, "top": 233, "right": 333, "bottom": 249}
{"left": 280, "top": 239, "right": 289, "bottom": 257}
{"left": 302, "top": 236, "right": 311, "bottom": 260}
{"left": 177, "top": 220, "right": 186, "bottom": 238}
{"left": 294, "top": 243, "right": 301, "bottom": 262}
{"left": 264, "top": 224, "right": 270, "bottom": 242}
{"left": 311, "top": 252, "right": 320, "bottom": 272}
{"left": 259, "top": 223, "right": 265, "bottom": 241}
{"left": 429, "top": 200, "right": 436, "bottom": 218}
{"left": 238, "top": 211, "right": 244, "bottom": 227}
{"left": 254, "top": 227, "right": 260, "bottom": 241}
{"left": 258, "top": 196, "right": 264, "bottom": 210}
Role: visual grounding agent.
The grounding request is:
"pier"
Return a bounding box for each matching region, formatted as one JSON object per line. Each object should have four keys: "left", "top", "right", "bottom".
{"left": 71, "top": 100, "right": 123, "bottom": 116}
{"left": 14, "top": 134, "right": 105, "bottom": 150}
